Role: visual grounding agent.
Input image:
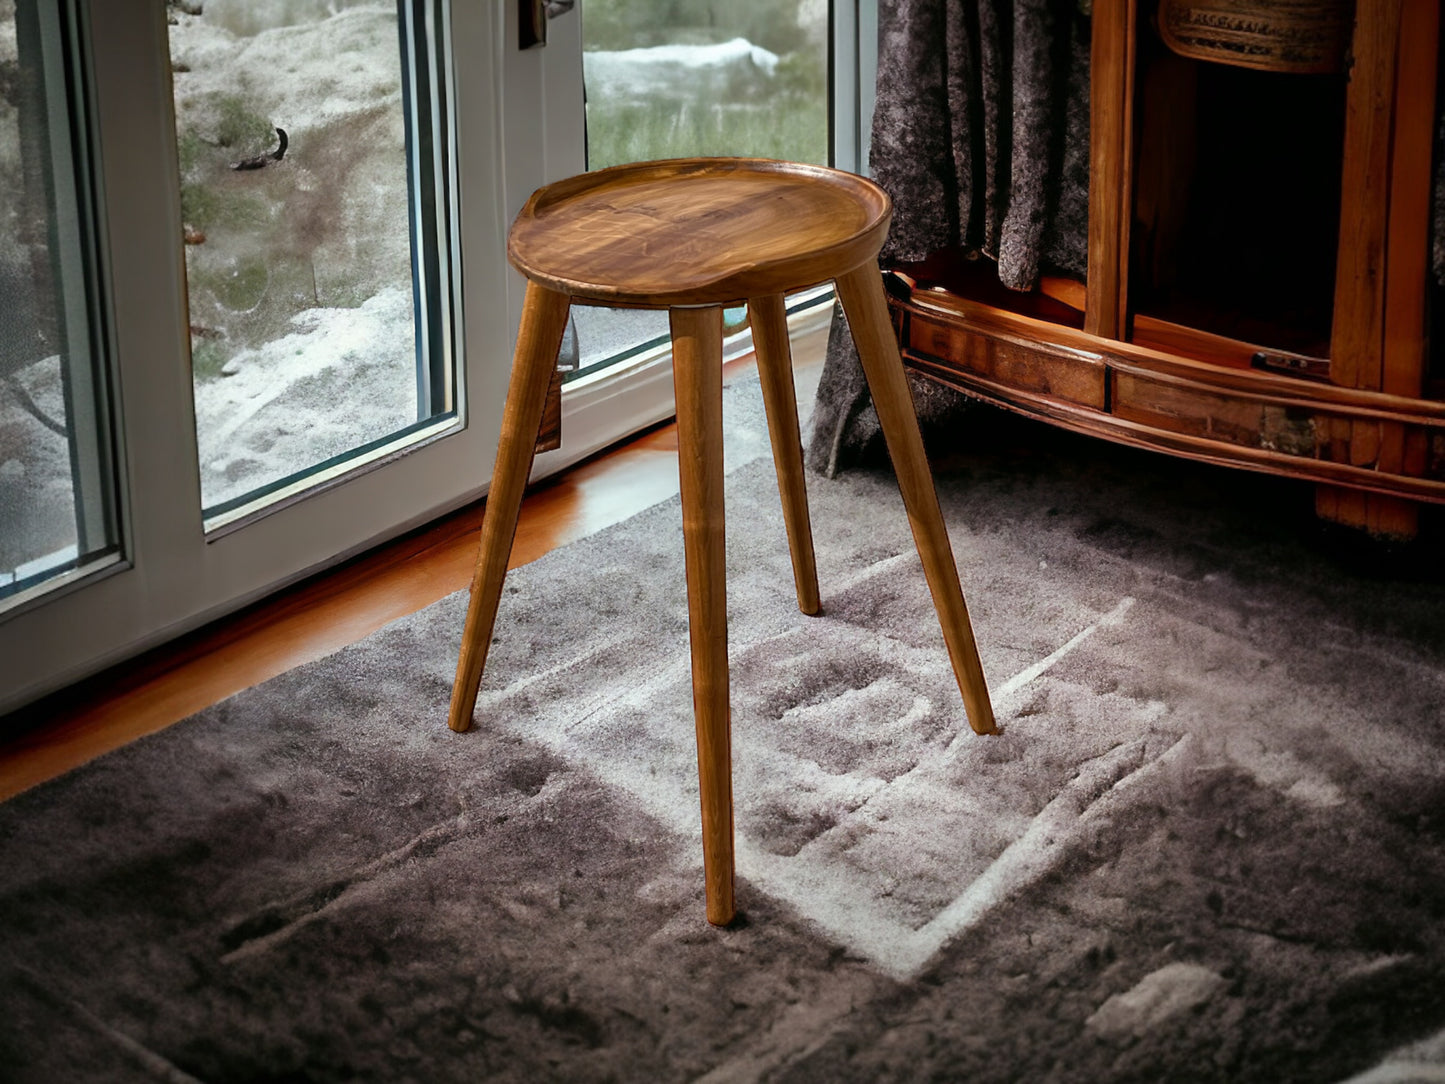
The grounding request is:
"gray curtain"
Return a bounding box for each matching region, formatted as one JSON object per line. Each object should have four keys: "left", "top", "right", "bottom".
{"left": 808, "top": 0, "right": 1092, "bottom": 476}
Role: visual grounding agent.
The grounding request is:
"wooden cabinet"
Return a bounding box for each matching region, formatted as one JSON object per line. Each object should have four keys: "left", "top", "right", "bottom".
{"left": 887, "top": 0, "right": 1444, "bottom": 537}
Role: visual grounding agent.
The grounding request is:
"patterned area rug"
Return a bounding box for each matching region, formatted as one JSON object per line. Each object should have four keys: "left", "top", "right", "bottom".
{"left": 2, "top": 377, "right": 1444, "bottom": 1082}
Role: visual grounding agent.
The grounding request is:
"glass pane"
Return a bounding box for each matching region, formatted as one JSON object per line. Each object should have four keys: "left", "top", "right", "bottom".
{"left": 572, "top": 0, "right": 830, "bottom": 377}
{"left": 168, "top": 1, "right": 454, "bottom": 519}
{"left": 0, "top": 0, "right": 120, "bottom": 606}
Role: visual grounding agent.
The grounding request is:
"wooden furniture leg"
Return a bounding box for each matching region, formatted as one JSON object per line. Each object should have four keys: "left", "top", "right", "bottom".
{"left": 749, "top": 293, "right": 821, "bottom": 616}
{"left": 834, "top": 265, "right": 998, "bottom": 737}
{"left": 448, "top": 283, "right": 572, "bottom": 733}
{"left": 669, "top": 305, "right": 736, "bottom": 926}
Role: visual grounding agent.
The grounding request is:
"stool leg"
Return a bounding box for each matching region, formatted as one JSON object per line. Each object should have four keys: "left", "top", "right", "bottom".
{"left": 751, "top": 293, "right": 821, "bottom": 616}
{"left": 670, "top": 305, "right": 736, "bottom": 926}
{"left": 834, "top": 265, "right": 998, "bottom": 736}
{"left": 448, "top": 282, "right": 572, "bottom": 733}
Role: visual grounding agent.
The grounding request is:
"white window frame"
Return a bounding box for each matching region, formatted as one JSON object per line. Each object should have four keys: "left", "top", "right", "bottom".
{"left": 0, "top": 2, "right": 518, "bottom": 714}
{"left": 0, "top": 0, "right": 878, "bottom": 716}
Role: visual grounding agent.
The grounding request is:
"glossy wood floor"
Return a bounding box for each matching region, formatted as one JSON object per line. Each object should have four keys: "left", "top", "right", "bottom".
{"left": 0, "top": 330, "right": 826, "bottom": 802}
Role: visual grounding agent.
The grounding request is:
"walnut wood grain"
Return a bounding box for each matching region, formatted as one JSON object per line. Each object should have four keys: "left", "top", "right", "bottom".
{"left": 836, "top": 266, "right": 998, "bottom": 738}
{"left": 895, "top": 286, "right": 1445, "bottom": 505}
{"left": 507, "top": 158, "right": 891, "bottom": 308}
{"left": 448, "top": 282, "right": 571, "bottom": 733}
{"left": 457, "top": 159, "right": 1001, "bottom": 925}
{"left": 1132, "top": 315, "right": 1271, "bottom": 371}
{"left": 1364, "top": 0, "right": 1440, "bottom": 537}
{"left": 669, "top": 305, "right": 735, "bottom": 926}
{"left": 1330, "top": 0, "right": 1403, "bottom": 393}
{"left": 1318, "top": 0, "right": 1425, "bottom": 537}
{"left": 1086, "top": 0, "right": 1136, "bottom": 340}
{"left": 906, "top": 286, "right": 1445, "bottom": 421}
{"left": 750, "top": 293, "right": 821, "bottom": 615}
{"left": 1382, "top": 0, "right": 1438, "bottom": 399}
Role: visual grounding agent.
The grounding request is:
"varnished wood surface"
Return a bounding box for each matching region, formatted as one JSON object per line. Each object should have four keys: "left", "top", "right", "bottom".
{"left": 0, "top": 330, "right": 826, "bottom": 804}
{"left": 1069, "top": 1, "right": 1441, "bottom": 536}
{"left": 1343, "top": 0, "right": 1441, "bottom": 538}
{"left": 1382, "top": 0, "right": 1438, "bottom": 399}
{"left": 1085, "top": 0, "right": 1136, "bottom": 340}
{"left": 906, "top": 284, "right": 1445, "bottom": 421}
{"left": 1330, "top": 0, "right": 1403, "bottom": 394}
{"left": 751, "top": 293, "right": 821, "bottom": 616}
{"left": 449, "top": 283, "right": 572, "bottom": 733}
{"left": 535, "top": 364, "right": 564, "bottom": 454}
{"left": 1132, "top": 315, "right": 1274, "bottom": 371}
{"left": 1317, "top": 0, "right": 1415, "bottom": 536}
{"left": 501, "top": 160, "right": 997, "bottom": 924}
{"left": 836, "top": 267, "right": 997, "bottom": 738}
{"left": 895, "top": 286, "right": 1445, "bottom": 506}
{"left": 669, "top": 305, "right": 735, "bottom": 926}
{"left": 508, "top": 158, "right": 891, "bottom": 308}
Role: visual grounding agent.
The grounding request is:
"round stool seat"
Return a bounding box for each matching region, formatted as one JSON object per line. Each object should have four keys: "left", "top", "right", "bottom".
{"left": 507, "top": 157, "right": 892, "bottom": 308}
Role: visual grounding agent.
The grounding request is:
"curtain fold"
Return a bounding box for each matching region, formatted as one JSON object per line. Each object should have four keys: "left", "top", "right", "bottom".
{"left": 808, "top": 0, "right": 1091, "bottom": 476}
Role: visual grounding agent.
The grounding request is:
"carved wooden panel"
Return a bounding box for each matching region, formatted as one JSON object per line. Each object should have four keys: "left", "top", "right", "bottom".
{"left": 1157, "top": 0, "right": 1353, "bottom": 73}
{"left": 893, "top": 291, "right": 1445, "bottom": 506}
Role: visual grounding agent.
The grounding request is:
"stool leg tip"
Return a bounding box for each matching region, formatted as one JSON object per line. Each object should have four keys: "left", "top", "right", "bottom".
{"left": 707, "top": 903, "right": 741, "bottom": 928}
{"left": 447, "top": 694, "right": 476, "bottom": 733}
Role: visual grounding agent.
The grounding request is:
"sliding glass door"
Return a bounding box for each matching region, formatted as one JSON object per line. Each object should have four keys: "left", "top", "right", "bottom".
{"left": 0, "top": 0, "right": 517, "bottom": 715}
{"left": 0, "top": 0, "right": 875, "bottom": 717}
{"left": 0, "top": 0, "right": 120, "bottom": 610}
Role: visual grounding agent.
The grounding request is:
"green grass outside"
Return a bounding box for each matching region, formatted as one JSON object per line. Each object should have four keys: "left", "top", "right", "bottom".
{"left": 586, "top": 95, "right": 828, "bottom": 172}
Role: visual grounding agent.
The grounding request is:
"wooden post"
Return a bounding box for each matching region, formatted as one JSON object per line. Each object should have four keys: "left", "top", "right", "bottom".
{"left": 1085, "top": 0, "right": 1137, "bottom": 340}
{"left": 1317, "top": 0, "right": 1435, "bottom": 538}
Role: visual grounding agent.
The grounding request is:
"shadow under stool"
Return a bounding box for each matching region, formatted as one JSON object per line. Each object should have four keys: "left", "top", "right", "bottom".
{"left": 448, "top": 157, "right": 997, "bottom": 927}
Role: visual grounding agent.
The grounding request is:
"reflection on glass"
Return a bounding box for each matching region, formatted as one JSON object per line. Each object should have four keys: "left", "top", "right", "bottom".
{"left": 572, "top": 0, "right": 829, "bottom": 377}
{"left": 0, "top": 0, "right": 119, "bottom": 606}
{"left": 168, "top": 1, "right": 452, "bottom": 517}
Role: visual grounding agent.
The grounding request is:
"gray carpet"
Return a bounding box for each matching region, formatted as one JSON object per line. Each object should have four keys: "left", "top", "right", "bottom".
{"left": 2, "top": 375, "right": 1445, "bottom": 1083}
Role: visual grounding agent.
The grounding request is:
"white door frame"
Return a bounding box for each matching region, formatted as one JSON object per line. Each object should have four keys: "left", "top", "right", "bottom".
{"left": 0, "top": 2, "right": 521, "bottom": 714}
{"left": 0, "top": 0, "right": 877, "bottom": 717}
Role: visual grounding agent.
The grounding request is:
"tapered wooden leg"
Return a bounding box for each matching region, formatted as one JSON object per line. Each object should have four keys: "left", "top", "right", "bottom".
{"left": 750, "top": 293, "right": 821, "bottom": 615}
{"left": 670, "top": 305, "right": 735, "bottom": 926}
{"left": 448, "top": 283, "right": 572, "bottom": 733}
{"left": 834, "top": 265, "right": 998, "bottom": 736}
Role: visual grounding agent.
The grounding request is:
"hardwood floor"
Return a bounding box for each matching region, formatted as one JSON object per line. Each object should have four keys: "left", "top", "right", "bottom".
{"left": 0, "top": 329, "right": 826, "bottom": 802}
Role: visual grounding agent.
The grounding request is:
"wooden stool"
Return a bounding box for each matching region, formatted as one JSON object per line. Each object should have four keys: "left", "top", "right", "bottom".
{"left": 449, "top": 158, "right": 996, "bottom": 927}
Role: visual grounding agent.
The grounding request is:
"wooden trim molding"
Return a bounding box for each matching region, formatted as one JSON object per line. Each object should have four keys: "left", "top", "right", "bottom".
{"left": 890, "top": 283, "right": 1445, "bottom": 504}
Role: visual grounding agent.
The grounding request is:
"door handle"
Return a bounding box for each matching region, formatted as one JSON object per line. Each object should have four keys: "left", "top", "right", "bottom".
{"left": 520, "top": 0, "right": 575, "bottom": 50}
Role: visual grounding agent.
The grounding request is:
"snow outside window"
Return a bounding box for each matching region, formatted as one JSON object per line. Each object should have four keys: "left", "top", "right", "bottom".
{"left": 167, "top": 0, "right": 458, "bottom": 525}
